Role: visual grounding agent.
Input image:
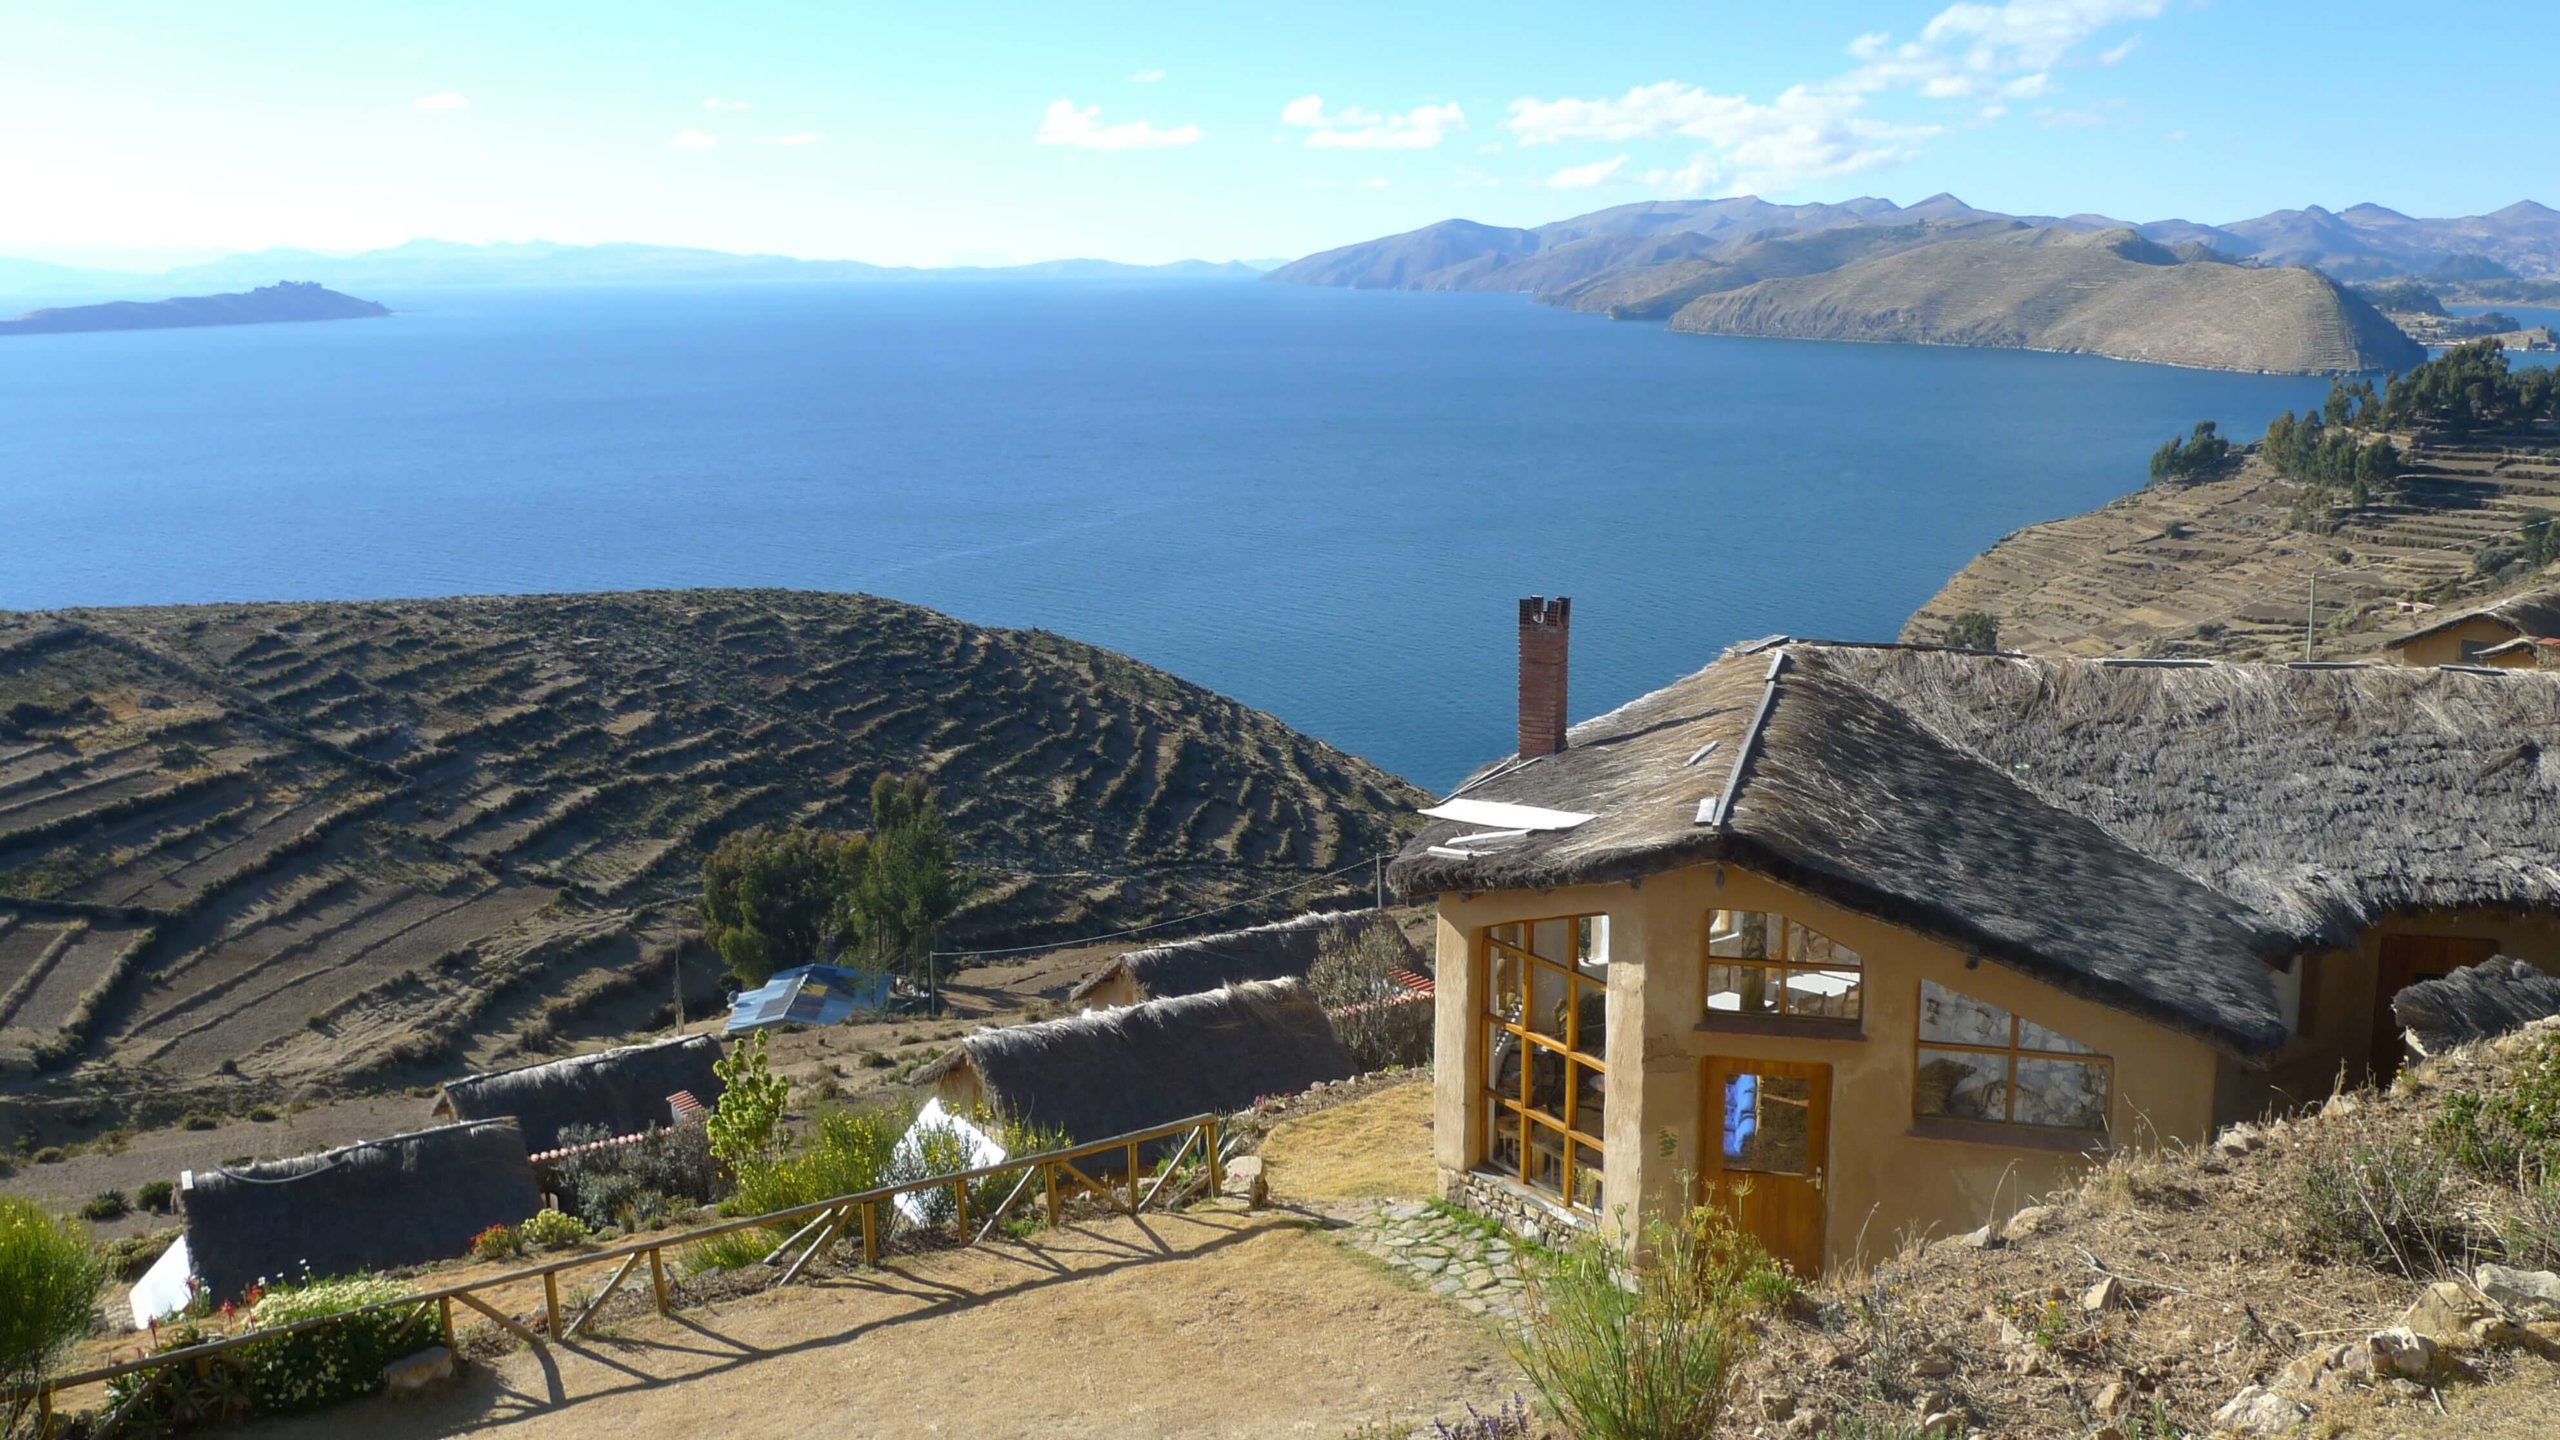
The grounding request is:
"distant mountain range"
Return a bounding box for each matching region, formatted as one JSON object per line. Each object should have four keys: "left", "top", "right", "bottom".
{"left": 1269, "top": 195, "right": 2560, "bottom": 293}
{"left": 1267, "top": 195, "right": 2547, "bottom": 375}
{"left": 0, "top": 241, "right": 1273, "bottom": 304}
{"left": 0, "top": 281, "right": 390, "bottom": 337}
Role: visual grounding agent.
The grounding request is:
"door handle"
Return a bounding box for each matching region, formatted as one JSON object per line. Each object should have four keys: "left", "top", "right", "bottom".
{"left": 1808, "top": 1167, "right": 1825, "bottom": 1194}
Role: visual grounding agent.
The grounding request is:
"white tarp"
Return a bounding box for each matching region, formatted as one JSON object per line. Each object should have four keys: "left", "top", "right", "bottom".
{"left": 1418, "top": 798, "right": 1594, "bottom": 831}
{"left": 890, "top": 1098, "right": 1008, "bottom": 1227}
{"left": 129, "top": 1234, "right": 195, "bottom": 1330}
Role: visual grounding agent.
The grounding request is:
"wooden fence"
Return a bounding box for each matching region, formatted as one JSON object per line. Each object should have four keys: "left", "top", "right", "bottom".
{"left": 15, "top": 1112, "right": 1224, "bottom": 1430}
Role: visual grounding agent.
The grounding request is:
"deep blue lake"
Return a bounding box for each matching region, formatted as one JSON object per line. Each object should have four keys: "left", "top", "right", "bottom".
{"left": 0, "top": 281, "right": 2331, "bottom": 788}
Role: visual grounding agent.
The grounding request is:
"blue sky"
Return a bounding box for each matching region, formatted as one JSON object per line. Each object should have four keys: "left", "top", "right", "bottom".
{"left": 1, "top": 1, "right": 2547, "bottom": 269}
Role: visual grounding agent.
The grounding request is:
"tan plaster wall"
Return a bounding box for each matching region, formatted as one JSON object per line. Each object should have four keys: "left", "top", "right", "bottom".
{"left": 1433, "top": 864, "right": 2224, "bottom": 1271}
{"left": 929, "top": 1057, "right": 988, "bottom": 1115}
{"left": 1078, "top": 970, "right": 1140, "bottom": 1008}
{"left": 2229, "top": 909, "right": 2560, "bottom": 1120}
{"left": 2396, "top": 619, "right": 2525, "bottom": 668}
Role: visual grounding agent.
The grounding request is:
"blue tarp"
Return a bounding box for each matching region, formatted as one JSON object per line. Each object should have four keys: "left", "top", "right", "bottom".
{"left": 724, "top": 965, "right": 895, "bottom": 1034}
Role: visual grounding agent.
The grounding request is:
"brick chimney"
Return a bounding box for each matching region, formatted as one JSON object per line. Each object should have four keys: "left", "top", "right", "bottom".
{"left": 1517, "top": 596, "right": 1571, "bottom": 758}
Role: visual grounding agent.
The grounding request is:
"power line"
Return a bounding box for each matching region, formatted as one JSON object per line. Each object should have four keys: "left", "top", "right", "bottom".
{"left": 929, "top": 853, "right": 1391, "bottom": 962}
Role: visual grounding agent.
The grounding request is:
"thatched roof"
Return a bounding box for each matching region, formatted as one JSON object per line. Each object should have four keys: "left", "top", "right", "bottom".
{"left": 1067, "top": 909, "right": 1400, "bottom": 1003}
{"left": 434, "top": 1034, "right": 725, "bottom": 1152}
{"left": 179, "top": 1119, "right": 541, "bottom": 1303}
{"left": 918, "top": 979, "right": 1352, "bottom": 1156}
{"left": 2394, "top": 957, "right": 2560, "bottom": 1056}
{"left": 2386, "top": 583, "right": 2560, "bottom": 649}
{"left": 1390, "top": 643, "right": 2560, "bottom": 1056}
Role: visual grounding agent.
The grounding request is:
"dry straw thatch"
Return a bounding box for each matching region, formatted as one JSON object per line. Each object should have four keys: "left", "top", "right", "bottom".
{"left": 179, "top": 1118, "right": 542, "bottom": 1303}
{"left": 1391, "top": 643, "right": 2560, "bottom": 1056}
{"left": 1067, "top": 909, "right": 1397, "bottom": 1003}
{"left": 917, "top": 978, "right": 1351, "bottom": 1162}
{"left": 433, "top": 1033, "right": 724, "bottom": 1152}
{"left": 2394, "top": 956, "right": 2560, "bottom": 1056}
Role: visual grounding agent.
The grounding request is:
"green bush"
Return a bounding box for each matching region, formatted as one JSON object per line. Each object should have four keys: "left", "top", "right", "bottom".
{"left": 520, "top": 1208, "right": 592, "bottom": 1250}
{"left": 0, "top": 1195, "right": 104, "bottom": 1428}
{"left": 1511, "top": 1194, "right": 1774, "bottom": 1440}
{"left": 1308, "top": 923, "right": 1432, "bottom": 1073}
{"left": 101, "top": 1227, "right": 180, "bottom": 1283}
{"left": 242, "top": 1275, "right": 438, "bottom": 1414}
{"left": 246, "top": 1106, "right": 279, "bottom": 1123}
{"left": 729, "top": 1103, "right": 904, "bottom": 1218}
{"left": 138, "top": 1178, "right": 176, "bottom": 1213}
{"left": 180, "top": 1112, "right": 218, "bottom": 1131}
{"left": 547, "top": 1122, "right": 722, "bottom": 1229}
{"left": 2434, "top": 1033, "right": 2560, "bottom": 1183}
{"left": 31, "top": 1147, "right": 64, "bottom": 1165}
{"left": 79, "top": 1189, "right": 130, "bottom": 1221}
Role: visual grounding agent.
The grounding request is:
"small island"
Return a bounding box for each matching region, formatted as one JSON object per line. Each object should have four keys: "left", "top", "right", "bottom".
{"left": 0, "top": 280, "right": 391, "bottom": 337}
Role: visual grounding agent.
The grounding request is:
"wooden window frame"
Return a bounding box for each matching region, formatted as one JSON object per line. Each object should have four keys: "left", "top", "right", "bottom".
{"left": 1703, "top": 910, "right": 1866, "bottom": 1027}
{"left": 1911, "top": 982, "right": 2113, "bottom": 1137}
{"left": 1480, "top": 917, "right": 1607, "bottom": 1214}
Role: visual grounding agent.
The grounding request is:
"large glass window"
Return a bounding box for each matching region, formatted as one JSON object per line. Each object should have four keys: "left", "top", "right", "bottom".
{"left": 1482, "top": 916, "right": 1607, "bottom": 1212}
{"left": 1706, "top": 910, "right": 1863, "bottom": 1023}
{"left": 1914, "top": 980, "right": 2110, "bottom": 1133}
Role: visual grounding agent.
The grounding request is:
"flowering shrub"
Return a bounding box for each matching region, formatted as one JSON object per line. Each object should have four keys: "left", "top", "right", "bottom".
{"left": 1, "top": 1194, "right": 101, "bottom": 1434}
{"left": 470, "top": 1223, "right": 524, "bottom": 1261}
{"left": 242, "top": 1275, "right": 437, "bottom": 1415}
{"left": 520, "top": 1207, "right": 592, "bottom": 1249}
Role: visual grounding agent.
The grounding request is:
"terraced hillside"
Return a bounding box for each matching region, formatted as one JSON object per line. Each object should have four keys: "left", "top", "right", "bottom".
{"left": 1906, "top": 429, "right": 2560, "bottom": 659}
{"left": 0, "top": 591, "right": 1423, "bottom": 1093}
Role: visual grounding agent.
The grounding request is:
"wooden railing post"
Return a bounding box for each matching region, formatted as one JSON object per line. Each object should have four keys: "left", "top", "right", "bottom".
{"left": 953, "top": 1178, "right": 968, "bottom": 1236}
{"left": 860, "top": 1199, "right": 878, "bottom": 1266}
{"left": 650, "top": 1247, "right": 668, "bottom": 1314}
{"left": 439, "top": 1296, "right": 454, "bottom": 1349}
{"left": 1044, "top": 1160, "right": 1061, "bottom": 1225}
{"left": 543, "top": 1271, "right": 561, "bottom": 1339}
{"left": 1126, "top": 1142, "right": 1141, "bottom": 1214}
{"left": 1205, "top": 1116, "right": 1222, "bottom": 1198}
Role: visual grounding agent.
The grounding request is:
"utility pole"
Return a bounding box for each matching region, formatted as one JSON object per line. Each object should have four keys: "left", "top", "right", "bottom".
{"left": 672, "top": 948, "right": 684, "bottom": 1032}
{"left": 2305, "top": 572, "right": 2318, "bottom": 661}
{"left": 1374, "top": 854, "right": 1384, "bottom": 912}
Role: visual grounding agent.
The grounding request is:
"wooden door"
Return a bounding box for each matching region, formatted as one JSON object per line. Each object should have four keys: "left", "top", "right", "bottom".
{"left": 2371, "top": 934, "right": 2500, "bottom": 1080}
{"left": 1700, "top": 1056, "right": 1831, "bottom": 1277}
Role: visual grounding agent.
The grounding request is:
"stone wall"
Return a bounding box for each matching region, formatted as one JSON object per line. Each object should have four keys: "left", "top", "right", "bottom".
{"left": 1441, "top": 1165, "right": 1593, "bottom": 1247}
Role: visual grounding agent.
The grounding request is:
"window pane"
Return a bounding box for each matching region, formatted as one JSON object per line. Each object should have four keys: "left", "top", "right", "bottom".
{"left": 1709, "top": 910, "right": 1776, "bottom": 958}
{"left": 2017, "top": 1016, "right": 2100, "bottom": 1057}
{"left": 1783, "top": 967, "right": 1863, "bottom": 1020}
{"left": 2013, "top": 1057, "right": 2109, "bottom": 1131}
{"left": 1486, "top": 1098, "right": 1523, "bottom": 1176}
{"left": 1919, "top": 980, "right": 2012, "bottom": 1047}
{"left": 1528, "top": 1121, "right": 1568, "bottom": 1195}
{"left": 1916, "top": 1047, "right": 2008, "bottom": 1120}
{"left": 1706, "top": 962, "right": 1780, "bottom": 1015}
{"left": 1569, "top": 985, "right": 1606, "bottom": 1063}
{"left": 1571, "top": 1139, "right": 1605, "bottom": 1211}
{"left": 1573, "top": 1059, "right": 1608, "bottom": 1136}
{"left": 1488, "top": 1024, "right": 1522, "bottom": 1100}
{"left": 1722, "top": 1071, "right": 1813, "bottom": 1175}
{"left": 1786, "top": 920, "right": 1862, "bottom": 970}
{"left": 1577, "top": 915, "right": 1611, "bottom": 969}
{"left": 1488, "top": 944, "right": 1523, "bottom": 1019}
{"left": 1526, "top": 1048, "right": 1569, "bottom": 1125}
{"left": 1527, "top": 959, "right": 1568, "bottom": 1041}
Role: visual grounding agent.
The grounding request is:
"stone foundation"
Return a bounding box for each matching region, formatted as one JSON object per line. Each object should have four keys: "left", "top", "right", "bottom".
{"left": 1440, "top": 1166, "right": 1593, "bottom": 1247}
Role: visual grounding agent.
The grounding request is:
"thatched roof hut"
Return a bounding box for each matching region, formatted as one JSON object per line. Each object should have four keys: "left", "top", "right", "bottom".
{"left": 1391, "top": 642, "right": 2560, "bottom": 1056}
{"left": 2385, "top": 583, "right": 2560, "bottom": 654}
{"left": 180, "top": 1119, "right": 541, "bottom": 1302}
{"left": 915, "top": 979, "right": 1352, "bottom": 1163}
{"left": 1068, "top": 910, "right": 1402, "bottom": 1006}
{"left": 2394, "top": 957, "right": 2560, "bottom": 1056}
{"left": 433, "top": 1034, "right": 724, "bottom": 1153}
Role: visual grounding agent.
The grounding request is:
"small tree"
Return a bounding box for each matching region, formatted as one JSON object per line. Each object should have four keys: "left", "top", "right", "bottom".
{"left": 1308, "top": 921, "right": 1432, "bottom": 1072}
{"left": 0, "top": 1195, "right": 102, "bottom": 1437}
{"left": 1943, "top": 612, "right": 2001, "bottom": 652}
{"left": 708, "top": 1030, "right": 792, "bottom": 1173}
{"left": 699, "top": 826, "right": 868, "bottom": 988}
{"left": 853, "top": 774, "right": 975, "bottom": 983}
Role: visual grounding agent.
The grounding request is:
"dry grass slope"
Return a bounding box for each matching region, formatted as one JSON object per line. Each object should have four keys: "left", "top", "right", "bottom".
{"left": 0, "top": 590, "right": 1423, "bottom": 1099}
{"left": 1906, "top": 428, "right": 2560, "bottom": 658}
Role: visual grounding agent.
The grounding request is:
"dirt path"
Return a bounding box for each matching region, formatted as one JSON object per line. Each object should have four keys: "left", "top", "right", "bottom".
{"left": 243, "top": 1209, "right": 1520, "bottom": 1439}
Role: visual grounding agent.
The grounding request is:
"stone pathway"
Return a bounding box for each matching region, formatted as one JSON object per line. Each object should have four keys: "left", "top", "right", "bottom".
{"left": 1342, "top": 1200, "right": 1527, "bottom": 1323}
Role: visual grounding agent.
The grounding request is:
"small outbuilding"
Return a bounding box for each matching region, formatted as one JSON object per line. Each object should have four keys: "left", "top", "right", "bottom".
{"left": 916, "top": 979, "right": 1353, "bottom": 1164}
{"left": 433, "top": 1034, "right": 725, "bottom": 1154}
{"left": 179, "top": 1118, "right": 542, "bottom": 1303}
{"left": 1068, "top": 910, "right": 1400, "bottom": 1008}
{"left": 726, "top": 964, "right": 896, "bottom": 1034}
{"left": 2385, "top": 583, "right": 2560, "bottom": 667}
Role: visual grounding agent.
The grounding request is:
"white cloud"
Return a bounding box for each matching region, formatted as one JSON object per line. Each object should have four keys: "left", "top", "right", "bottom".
{"left": 703, "top": 97, "right": 752, "bottom": 111}
{"left": 1547, "top": 154, "right": 1628, "bottom": 189}
{"left": 670, "top": 128, "right": 719, "bottom": 150}
{"left": 1035, "top": 99, "right": 1203, "bottom": 150}
{"left": 1503, "top": 0, "right": 2164, "bottom": 194}
{"left": 758, "top": 131, "right": 820, "bottom": 146}
{"left": 1278, "top": 94, "right": 1465, "bottom": 150}
{"left": 1128, "top": 68, "right": 1166, "bottom": 84}
{"left": 2099, "top": 36, "right": 2140, "bottom": 65}
{"left": 413, "top": 92, "right": 469, "bottom": 112}
{"left": 1455, "top": 165, "right": 1502, "bottom": 188}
